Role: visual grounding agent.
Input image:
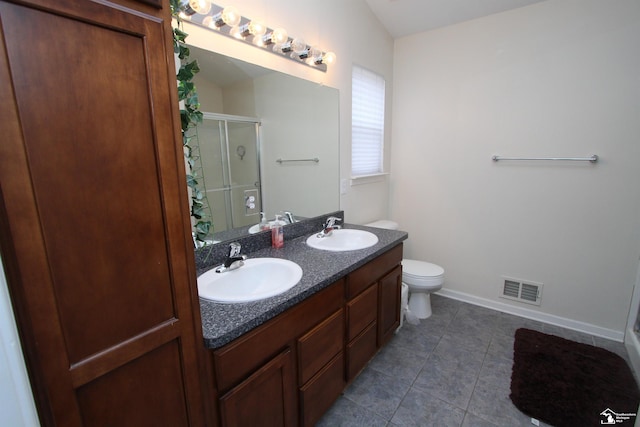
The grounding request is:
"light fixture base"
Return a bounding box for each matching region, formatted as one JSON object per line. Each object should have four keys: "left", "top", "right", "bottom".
{"left": 179, "top": 3, "right": 330, "bottom": 72}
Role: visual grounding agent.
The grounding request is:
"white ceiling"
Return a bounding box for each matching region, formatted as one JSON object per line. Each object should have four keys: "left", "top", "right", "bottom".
{"left": 365, "top": 0, "right": 547, "bottom": 38}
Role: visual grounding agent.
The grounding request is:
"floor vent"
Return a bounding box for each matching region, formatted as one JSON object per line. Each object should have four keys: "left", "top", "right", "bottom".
{"left": 500, "top": 277, "right": 543, "bottom": 306}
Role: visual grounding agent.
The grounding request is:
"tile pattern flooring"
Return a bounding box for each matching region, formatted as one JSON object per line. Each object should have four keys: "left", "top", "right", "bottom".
{"left": 317, "top": 294, "right": 633, "bottom": 427}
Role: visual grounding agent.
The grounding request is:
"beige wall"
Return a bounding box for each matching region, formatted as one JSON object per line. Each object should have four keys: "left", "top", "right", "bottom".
{"left": 391, "top": 0, "right": 640, "bottom": 337}
{"left": 182, "top": 0, "right": 395, "bottom": 225}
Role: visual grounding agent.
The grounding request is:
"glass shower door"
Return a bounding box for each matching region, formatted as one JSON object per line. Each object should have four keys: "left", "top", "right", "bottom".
{"left": 199, "top": 114, "right": 262, "bottom": 234}
{"left": 226, "top": 120, "right": 261, "bottom": 229}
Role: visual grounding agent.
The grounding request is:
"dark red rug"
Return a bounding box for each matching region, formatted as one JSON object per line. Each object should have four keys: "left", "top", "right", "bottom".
{"left": 510, "top": 328, "right": 640, "bottom": 426}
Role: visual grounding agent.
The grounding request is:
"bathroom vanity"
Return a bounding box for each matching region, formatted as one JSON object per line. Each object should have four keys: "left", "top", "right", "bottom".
{"left": 196, "top": 217, "right": 407, "bottom": 426}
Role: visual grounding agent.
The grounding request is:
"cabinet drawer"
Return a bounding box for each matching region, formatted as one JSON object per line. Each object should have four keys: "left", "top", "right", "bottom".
{"left": 297, "top": 309, "right": 344, "bottom": 385}
{"left": 346, "top": 283, "right": 377, "bottom": 341}
{"left": 347, "top": 243, "right": 402, "bottom": 298}
{"left": 299, "top": 352, "right": 345, "bottom": 427}
{"left": 346, "top": 321, "right": 377, "bottom": 381}
{"left": 213, "top": 279, "right": 344, "bottom": 392}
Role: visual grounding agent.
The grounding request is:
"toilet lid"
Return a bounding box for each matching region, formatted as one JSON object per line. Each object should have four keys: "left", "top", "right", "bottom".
{"left": 402, "top": 259, "right": 444, "bottom": 277}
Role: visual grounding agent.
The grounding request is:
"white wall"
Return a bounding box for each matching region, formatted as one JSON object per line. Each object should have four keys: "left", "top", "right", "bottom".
{"left": 0, "top": 259, "right": 40, "bottom": 426}
{"left": 252, "top": 73, "right": 340, "bottom": 218}
{"left": 391, "top": 0, "right": 640, "bottom": 337}
{"left": 181, "top": 0, "right": 395, "bottom": 224}
{"left": 195, "top": 77, "right": 224, "bottom": 112}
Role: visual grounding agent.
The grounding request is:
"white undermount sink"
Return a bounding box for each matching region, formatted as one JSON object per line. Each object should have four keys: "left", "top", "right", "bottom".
{"left": 197, "top": 258, "right": 303, "bottom": 303}
{"left": 306, "top": 229, "right": 379, "bottom": 252}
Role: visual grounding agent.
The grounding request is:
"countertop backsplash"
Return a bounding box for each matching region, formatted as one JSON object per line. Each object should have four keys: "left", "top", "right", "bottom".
{"left": 194, "top": 210, "right": 344, "bottom": 275}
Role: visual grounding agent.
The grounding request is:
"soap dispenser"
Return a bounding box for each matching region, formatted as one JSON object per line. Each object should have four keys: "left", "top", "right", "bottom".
{"left": 271, "top": 214, "right": 284, "bottom": 248}
{"left": 259, "top": 212, "right": 270, "bottom": 231}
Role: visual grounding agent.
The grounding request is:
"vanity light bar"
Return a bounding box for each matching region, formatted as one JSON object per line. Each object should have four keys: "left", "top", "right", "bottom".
{"left": 178, "top": 2, "right": 336, "bottom": 72}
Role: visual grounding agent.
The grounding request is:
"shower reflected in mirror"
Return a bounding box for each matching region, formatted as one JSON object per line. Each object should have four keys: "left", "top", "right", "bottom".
{"left": 188, "top": 45, "right": 340, "bottom": 246}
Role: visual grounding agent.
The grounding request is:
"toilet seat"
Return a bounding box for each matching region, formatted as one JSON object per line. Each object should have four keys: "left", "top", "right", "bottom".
{"left": 402, "top": 259, "right": 444, "bottom": 277}
{"left": 402, "top": 259, "right": 444, "bottom": 290}
{"left": 402, "top": 259, "right": 444, "bottom": 278}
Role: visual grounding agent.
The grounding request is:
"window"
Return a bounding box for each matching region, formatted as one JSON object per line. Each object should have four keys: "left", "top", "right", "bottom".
{"left": 351, "top": 65, "right": 385, "bottom": 177}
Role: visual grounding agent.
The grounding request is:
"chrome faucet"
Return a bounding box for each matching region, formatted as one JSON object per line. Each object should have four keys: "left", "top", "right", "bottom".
{"left": 284, "top": 211, "right": 296, "bottom": 224}
{"left": 318, "top": 216, "right": 342, "bottom": 237}
{"left": 215, "top": 242, "right": 247, "bottom": 273}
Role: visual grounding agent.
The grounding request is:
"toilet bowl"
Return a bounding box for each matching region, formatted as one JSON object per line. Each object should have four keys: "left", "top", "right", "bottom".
{"left": 365, "top": 220, "right": 445, "bottom": 319}
{"left": 401, "top": 259, "right": 444, "bottom": 319}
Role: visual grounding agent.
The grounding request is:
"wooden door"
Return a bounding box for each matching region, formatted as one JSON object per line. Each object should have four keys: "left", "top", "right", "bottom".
{"left": 219, "top": 349, "right": 296, "bottom": 427}
{"left": 0, "top": 0, "right": 207, "bottom": 425}
{"left": 378, "top": 265, "right": 402, "bottom": 347}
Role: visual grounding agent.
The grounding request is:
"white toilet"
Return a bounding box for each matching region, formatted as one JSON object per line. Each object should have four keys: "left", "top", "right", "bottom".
{"left": 365, "top": 220, "right": 445, "bottom": 319}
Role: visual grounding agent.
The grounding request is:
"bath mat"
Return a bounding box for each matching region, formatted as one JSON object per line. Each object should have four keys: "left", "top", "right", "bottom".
{"left": 510, "top": 328, "right": 640, "bottom": 427}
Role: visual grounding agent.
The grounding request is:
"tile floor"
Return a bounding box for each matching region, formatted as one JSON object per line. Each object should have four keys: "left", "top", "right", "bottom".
{"left": 317, "top": 294, "right": 633, "bottom": 427}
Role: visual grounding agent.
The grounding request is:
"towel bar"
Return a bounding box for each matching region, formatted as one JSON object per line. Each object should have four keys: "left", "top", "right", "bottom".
{"left": 276, "top": 158, "right": 320, "bottom": 164}
{"left": 492, "top": 155, "right": 598, "bottom": 163}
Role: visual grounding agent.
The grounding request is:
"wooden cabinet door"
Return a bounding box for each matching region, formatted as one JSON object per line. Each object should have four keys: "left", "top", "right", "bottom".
{"left": 299, "top": 352, "right": 345, "bottom": 427}
{"left": 378, "top": 265, "right": 402, "bottom": 347}
{"left": 346, "top": 321, "right": 377, "bottom": 381}
{"left": 219, "top": 349, "right": 297, "bottom": 427}
{"left": 0, "top": 1, "right": 207, "bottom": 425}
{"left": 346, "top": 284, "right": 378, "bottom": 341}
{"left": 297, "top": 309, "right": 344, "bottom": 385}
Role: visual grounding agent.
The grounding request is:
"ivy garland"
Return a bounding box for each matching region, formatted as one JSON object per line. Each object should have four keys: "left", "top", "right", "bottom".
{"left": 170, "top": 0, "right": 212, "bottom": 244}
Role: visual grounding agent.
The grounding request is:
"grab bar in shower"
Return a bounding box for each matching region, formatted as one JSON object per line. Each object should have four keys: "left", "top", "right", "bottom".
{"left": 276, "top": 157, "right": 320, "bottom": 164}
{"left": 492, "top": 154, "right": 598, "bottom": 163}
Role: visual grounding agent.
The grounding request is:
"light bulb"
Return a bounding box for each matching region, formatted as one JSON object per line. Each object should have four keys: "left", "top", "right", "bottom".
{"left": 221, "top": 6, "right": 241, "bottom": 27}
{"left": 306, "top": 47, "right": 322, "bottom": 65}
{"left": 271, "top": 28, "right": 288, "bottom": 45}
{"left": 248, "top": 20, "right": 266, "bottom": 37}
{"left": 308, "top": 47, "right": 322, "bottom": 59}
{"left": 229, "top": 26, "right": 243, "bottom": 39}
{"left": 202, "top": 15, "right": 215, "bottom": 28}
{"left": 323, "top": 51, "right": 336, "bottom": 65}
{"left": 291, "top": 38, "right": 307, "bottom": 54}
{"left": 188, "top": 0, "right": 211, "bottom": 15}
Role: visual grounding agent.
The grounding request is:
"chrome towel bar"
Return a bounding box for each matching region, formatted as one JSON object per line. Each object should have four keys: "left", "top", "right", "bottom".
{"left": 492, "top": 155, "right": 598, "bottom": 163}
{"left": 276, "top": 158, "right": 320, "bottom": 164}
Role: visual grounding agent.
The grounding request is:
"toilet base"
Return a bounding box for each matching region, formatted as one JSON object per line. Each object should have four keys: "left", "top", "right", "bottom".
{"left": 408, "top": 292, "right": 433, "bottom": 319}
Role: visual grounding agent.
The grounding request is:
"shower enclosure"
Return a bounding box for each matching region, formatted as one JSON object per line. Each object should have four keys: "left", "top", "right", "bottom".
{"left": 197, "top": 113, "right": 262, "bottom": 235}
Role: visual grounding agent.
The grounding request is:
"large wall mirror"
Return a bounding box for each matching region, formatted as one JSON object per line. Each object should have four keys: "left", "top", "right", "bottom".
{"left": 188, "top": 45, "right": 340, "bottom": 245}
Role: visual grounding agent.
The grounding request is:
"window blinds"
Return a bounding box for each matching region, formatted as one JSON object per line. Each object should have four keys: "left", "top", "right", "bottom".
{"left": 351, "top": 65, "right": 385, "bottom": 176}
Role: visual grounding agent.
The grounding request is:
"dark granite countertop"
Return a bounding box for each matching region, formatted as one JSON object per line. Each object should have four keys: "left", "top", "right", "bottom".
{"left": 197, "top": 217, "right": 408, "bottom": 349}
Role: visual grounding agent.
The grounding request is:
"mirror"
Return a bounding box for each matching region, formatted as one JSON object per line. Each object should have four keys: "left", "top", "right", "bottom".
{"left": 188, "top": 45, "right": 340, "bottom": 245}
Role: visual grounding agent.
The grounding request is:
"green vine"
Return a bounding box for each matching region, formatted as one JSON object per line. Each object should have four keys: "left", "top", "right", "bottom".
{"left": 170, "top": 1, "right": 212, "bottom": 244}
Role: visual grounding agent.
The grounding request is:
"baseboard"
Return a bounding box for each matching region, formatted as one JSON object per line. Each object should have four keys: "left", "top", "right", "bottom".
{"left": 436, "top": 288, "right": 625, "bottom": 342}
{"left": 625, "top": 328, "right": 640, "bottom": 378}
